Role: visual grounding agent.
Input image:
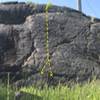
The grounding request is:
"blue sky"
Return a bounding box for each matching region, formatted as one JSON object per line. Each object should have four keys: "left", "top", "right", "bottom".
{"left": 1, "top": 0, "right": 100, "bottom": 18}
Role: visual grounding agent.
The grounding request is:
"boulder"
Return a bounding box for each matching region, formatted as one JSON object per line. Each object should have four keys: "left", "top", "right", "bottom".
{"left": 0, "top": 2, "right": 100, "bottom": 86}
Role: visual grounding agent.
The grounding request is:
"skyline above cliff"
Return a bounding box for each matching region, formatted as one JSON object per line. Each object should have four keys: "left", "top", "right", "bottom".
{"left": 0, "top": 0, "right": 100, "bottom": 19}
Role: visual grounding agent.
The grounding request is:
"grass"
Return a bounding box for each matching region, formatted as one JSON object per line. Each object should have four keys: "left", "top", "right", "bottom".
{"left": 0, "top": 80, "right": 100, "bottom": 100}
{"left": 0, "top": 84, "right": 14, "bottom": 100}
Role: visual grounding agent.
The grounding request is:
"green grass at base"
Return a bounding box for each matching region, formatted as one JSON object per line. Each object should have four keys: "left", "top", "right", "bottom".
{"left": 0, "top": 80, "right": 100, "bottom": 100}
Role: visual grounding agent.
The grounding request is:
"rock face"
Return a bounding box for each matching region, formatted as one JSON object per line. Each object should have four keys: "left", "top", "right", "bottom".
{"left": 0, "top": 2, "right": 100, "bottom": 86}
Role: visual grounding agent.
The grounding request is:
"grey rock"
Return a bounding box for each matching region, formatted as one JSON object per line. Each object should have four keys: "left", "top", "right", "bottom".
{"left": 0, "top": 2, "right": 100, "bottom": 86}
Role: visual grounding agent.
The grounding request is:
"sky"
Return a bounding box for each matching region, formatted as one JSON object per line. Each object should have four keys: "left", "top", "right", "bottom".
{"left": 1, "top": 0, "right": 100, "bottom": 18}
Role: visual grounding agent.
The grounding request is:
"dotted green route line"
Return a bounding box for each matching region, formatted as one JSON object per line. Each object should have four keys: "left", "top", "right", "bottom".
{"left": 40, "top": 2, "right": 53, "bottom": 77}
{"left": 25, "top": 1, "right": 53, "bottom": 76}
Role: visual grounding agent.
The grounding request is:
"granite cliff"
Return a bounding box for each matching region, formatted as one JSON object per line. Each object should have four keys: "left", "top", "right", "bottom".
{"left": 0, "top": 2, "right": 100, "bottom": 86}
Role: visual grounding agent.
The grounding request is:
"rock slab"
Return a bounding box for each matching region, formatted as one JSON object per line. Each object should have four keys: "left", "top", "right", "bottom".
{"left": 0, "top": 2, "right": 100, "bottom": 86}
